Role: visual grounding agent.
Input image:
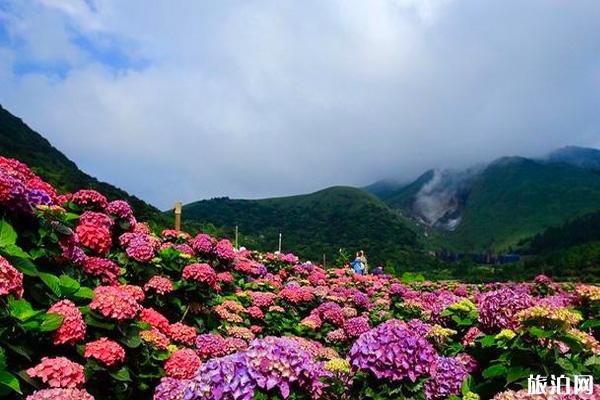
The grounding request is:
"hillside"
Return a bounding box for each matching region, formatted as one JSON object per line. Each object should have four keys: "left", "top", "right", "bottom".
{"left": 0, "top": 105, "right": 169, "bottom": 226}
{"left": 180, "top": 186, "right": 429, "bottom": 268}
{"left": 445, "top": 157, "right": 600, "bottom": 251}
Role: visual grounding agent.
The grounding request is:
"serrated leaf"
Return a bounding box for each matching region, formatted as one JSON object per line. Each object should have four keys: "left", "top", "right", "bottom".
{"left": 11, "top": 257, "right": 38, "bottom": 277}
{"left": 73, "top": 287, "right": 94, "bottom": 299}
{"left": 8, "top": 298, "right": 39, "bottom": 321}
{"left": 39, "top": 272, "right": 62, "bottom": 296}
{"left": 482, "top": 364, "right": 507, "bottom": 379}
{"left": 59, "top": 274, "right": 80, "bottom": 295}
{"left": 0, "top": 370, "right": 21, "bottom": 394}
{"left": 0, "top": 220, "right": 17, "bottom": 247}
{"left": 40, "top": 313, "right": 64, "bottom": 332}
{"left": 1, "top": 243, "right": 30, "bottom": 259}
{"left": 109, "top": 367, "right": 131, "bottom": 382}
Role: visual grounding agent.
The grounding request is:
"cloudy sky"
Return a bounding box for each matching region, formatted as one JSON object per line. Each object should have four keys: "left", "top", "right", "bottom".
{"left": 1, "top": 0, "right": 600, "bottom": 209}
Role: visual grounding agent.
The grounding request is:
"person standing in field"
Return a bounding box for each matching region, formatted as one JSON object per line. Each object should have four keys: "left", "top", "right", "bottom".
{"left": 358, "top": 250, "right": 368, "bottom": 274}
{"left": 352, "top": 251, "right": 364, "bottom": 275}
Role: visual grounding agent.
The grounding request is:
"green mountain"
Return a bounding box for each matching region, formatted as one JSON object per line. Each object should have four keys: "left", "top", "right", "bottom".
{"left": 369, "top": 152, "right": 600, "bottom": 252}
{"left": 446, "top": 157, "right": 600, "bottom": 250}
{"left": 180, "top": 186, "right": 432, "bottom": 268}
{"left": 0, "top": 104, "right": 168, "bottom": 226}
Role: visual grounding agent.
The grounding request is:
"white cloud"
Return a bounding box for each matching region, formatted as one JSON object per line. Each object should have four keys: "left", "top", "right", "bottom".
{"left": 0, "top": 0, "right": 599, "bottom": 209}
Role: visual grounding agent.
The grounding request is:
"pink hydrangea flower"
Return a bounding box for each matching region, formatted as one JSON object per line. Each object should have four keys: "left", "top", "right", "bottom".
{"left": 48, "top": 300, "right": 86, "bottom": 345}
{"left": 81, "top": 256, "right": 121, "bottom": 285}
{"left": 79, "top": 211, "right": 113, "bottom": 230}
{"left": 164, "top": 349, "right": 201, "bottom": 379}
{"left": 144, "top": 276, "right": 174, "bottom": 295}
{"left": 84, "top": 337, "right": 126, "bottom": 367}
{"left": 27, "top": 357, "right": 85, "bottom": 388}
{"left": 0, "top": 255, "right": 23, "bottom": 298}
{"left": 71, "top": 189, "right": 108, "bottom": 210}
{"left": 168, "top": 322, "right": 196, "bottom": 346}
{"left": 90, "top": 285, "right": 141, "bottom": 321}
{"left": 26, "top": 388, "right": 94, "bottom": 400}
{"left": 182, "top": 263, "right": 219, "bottom": 290}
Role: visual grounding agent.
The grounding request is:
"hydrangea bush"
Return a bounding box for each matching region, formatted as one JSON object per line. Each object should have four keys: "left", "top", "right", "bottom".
{"left": 0, "top": 155, "right": 598, "bottom": 399}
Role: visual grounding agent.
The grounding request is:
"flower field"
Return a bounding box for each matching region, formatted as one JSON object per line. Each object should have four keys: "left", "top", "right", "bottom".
{"left": 0, "top": 156, "right": 599, "bottom": 400}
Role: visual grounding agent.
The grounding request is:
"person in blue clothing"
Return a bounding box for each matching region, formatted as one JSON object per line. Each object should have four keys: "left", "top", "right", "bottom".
{"left": 351, "top": 251, "right": 366, "bottom": 275}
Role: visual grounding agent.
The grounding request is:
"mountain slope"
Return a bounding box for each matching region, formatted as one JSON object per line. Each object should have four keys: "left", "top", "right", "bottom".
{"left": 547, "top": 146, "right": 600, "bottom": 171}
{"left": 0, "top": 104, "right": 167, "bottom": 226}
{"left": 445, "top": 157, "right": 600, "bottom": 251}
{"left": 181, "top": 186, "right": 426, "bottom": 266}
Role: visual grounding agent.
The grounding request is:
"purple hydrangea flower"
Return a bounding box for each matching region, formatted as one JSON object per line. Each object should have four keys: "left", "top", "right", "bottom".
{"left": 349, "top": 319, "right": 437, "bottom": 382}
{"left": 424, "top": 356, "right": 469, "bottom": 400}
{"left": 477, "top": 288, "right": 534, "bottom": 331}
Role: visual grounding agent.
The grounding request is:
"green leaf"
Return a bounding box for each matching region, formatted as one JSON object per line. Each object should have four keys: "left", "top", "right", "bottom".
{"left": 109, "top": 367, "right": 131, "bottom": 382}
{"left": 556, "top": 358, "right": 575, "bottom": 373}
{"left": 581, "top": 319, "right": 600, "bottom": 329}
{"left": 585, "top": 355, "right": 600, "bottom": 366}
{"left": 73, "top": 287, "right": 94, "bottom": 300}
{"left": 2, "top": 343, "right": 31, "bottom": 362}
{"left": 507, "top": 367, "right": 533, "bottom": 383}
{"left": 0, "top": 220, "right": 17, "bottom": 247}
{"left": 11, "top": 257, "right": 38, "bottom": 277}
{"left": 1, "top": 243, "right": 30, "bottom": 259}
{"left": 0, "top": 348, "right": 5, "bottom": 370}
{"left": 528, "top": 326, "right": 553, "bottom": 338}
{"left": 59, "top": 275, "right": 80, "bottom": 295}
{"left": 0, "top": 370, "right": 21, "bottom": 394}
{"left": 39, "top": 272, "right": 62, "bottom": 296}
{"left": 482, "top": 364, "right": 507, "bottom": 379}
{"left": 8, "top": 298, "right": 39, "bottom": 321}
{"left": 85, "top": 315, "right": 115, "bottom": 330}
{"left": 39, "top": 313, "right": 64, "bottom": 332}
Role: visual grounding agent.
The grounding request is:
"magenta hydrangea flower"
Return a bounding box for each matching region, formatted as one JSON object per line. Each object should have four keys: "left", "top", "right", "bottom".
{"left": 105, "top": 200, "right": 134, "bottom": 222}
{"left": 477, "top": 288, "right": 534, "bottom": 331}
{"left": 215, "top": 239, "right": 235, "bottom": 261}
{"left": 343, "top": 316, "right": 370, "bottom": 338}
{"left": 349, "top": 319, "right": 437, "bottom": 382}
{"left": 125, "top": 234, "right": 156, "bottom": 263}
{"left": 190, "top": 233, "right": 215, "bottom": 255}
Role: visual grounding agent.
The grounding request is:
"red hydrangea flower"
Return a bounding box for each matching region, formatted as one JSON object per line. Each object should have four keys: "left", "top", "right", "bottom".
{"left": 164, "top": 349, "right": 201, "bottom": 379}
{"left": 0, "top": 255, "right": 23, "bottom": 298}
{"left": 278, "top": 285, "right": 314, "bottom": 304}
{"left": 75, "top": 224, "right": 112, "bottom": 254}
{"left": 182, "top": 263, "right": 219, "bottom": 290}
{"left": 168, "top": 322, "right": 196, "bottom": 346}
{"left": 71, "top": 189, "right": 108, "bottom": 210}
{"left": 27, "top": 357, "right": 85, "bottom": 388}
{"left": 81, "top": 256, "right": 121, "bottom": 285}
{"left": 48, "top": 300, "right": 86, "bottom": 345}
{"left": 144, "top": 276, "right": 174, "bottom": 295}
{"left": 140, "top": 307, "right": 171, "bottom": 335}
{"left": 84, "top": 338, "right": 125, "bottom": 367}
{"left": 90, "top": 285, "right": 141, "bottom": 321}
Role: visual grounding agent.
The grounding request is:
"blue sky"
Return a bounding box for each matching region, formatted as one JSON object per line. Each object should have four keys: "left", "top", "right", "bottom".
{"left": 0, "top": 0, "right": 600, "bottom": 209}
